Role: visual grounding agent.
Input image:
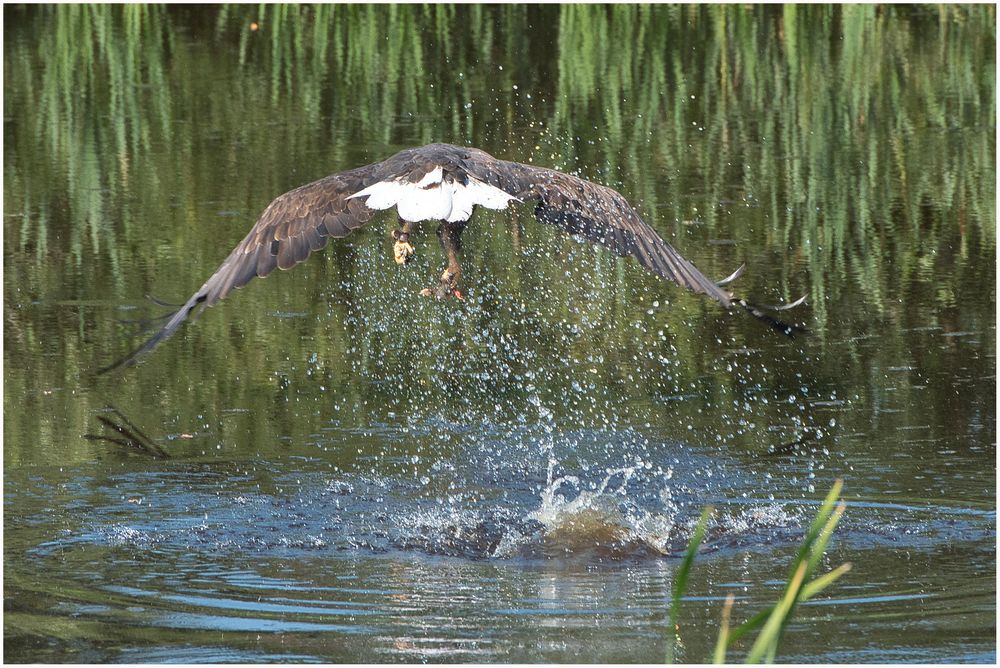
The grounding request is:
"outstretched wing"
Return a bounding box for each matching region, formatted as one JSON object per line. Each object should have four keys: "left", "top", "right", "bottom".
{"left": 463, "top": 153, "right": 735, "bottom": 306}
{"left": 104, "top": 143, "right": 801, "bottom": 373}
{"left": 101, "top": 163, "right": 383, "bottom": 373}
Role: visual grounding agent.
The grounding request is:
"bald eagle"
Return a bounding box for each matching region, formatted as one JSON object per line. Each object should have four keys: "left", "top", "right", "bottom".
{"left": 102, "top": 143, "right": 803, "bottom": 372}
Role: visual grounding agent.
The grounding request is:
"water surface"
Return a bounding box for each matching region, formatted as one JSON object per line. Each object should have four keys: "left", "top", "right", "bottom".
{"left": 4, "top": 5, "right": 995, "bottom": 663}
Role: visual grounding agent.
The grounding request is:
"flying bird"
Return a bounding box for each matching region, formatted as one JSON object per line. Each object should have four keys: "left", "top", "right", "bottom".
{"left": 102, "top": 143, "right": 803, "bottom": 372}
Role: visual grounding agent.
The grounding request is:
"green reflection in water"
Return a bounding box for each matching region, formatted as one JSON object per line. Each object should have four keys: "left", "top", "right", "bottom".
{"left": 4, "top": 5, "right": 995, "bottom": 471}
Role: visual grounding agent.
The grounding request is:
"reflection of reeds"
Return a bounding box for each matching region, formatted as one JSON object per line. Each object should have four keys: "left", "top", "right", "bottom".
{"left": 27, "top": 5, "right": 173, "bottom": 271}
{"left": 9, "top": 5, "right": 992, "bottom": 302}
{"left": 551, "top": 5, "right": 995, "bottom": 330}
{"left": 4, "top": 6, "right": 995, "bottom": 465}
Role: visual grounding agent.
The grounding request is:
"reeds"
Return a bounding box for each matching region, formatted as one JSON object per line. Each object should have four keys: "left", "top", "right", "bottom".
{"left": 666, "top": 480, "right": 851, "bottom": 664}
{"left": 666, "top": 505, "right": 713, "bottom": 663}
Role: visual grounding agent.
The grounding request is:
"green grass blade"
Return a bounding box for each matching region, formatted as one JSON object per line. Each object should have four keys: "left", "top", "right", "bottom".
{"left": 787, "top": 479, "right": 843, "bottom": 580}
{"left": 764, "top": 483, "right": 843, "bottom": 659}
{"left": 746, "top": 562, "right": 807, "bottom": 664}
{"left": 805, "top": 503, "right": 846, "bottom": 576}
{"left": 725, "top": 483, "right": 848, "bottom": 660}
{"left": 726, "top": 606, "right": 770, "bottom": 645}
{"left": 666, "top": 506, "right": 713, "bottom": 663}
{"left": 712, "top": 593, "right": 735, "bottom": 664}
{"left": 799, "top": 562, "right": 852, "bottom": 601}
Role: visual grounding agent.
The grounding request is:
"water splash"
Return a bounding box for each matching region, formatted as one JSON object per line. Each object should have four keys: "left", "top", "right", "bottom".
{"left": 492, "top": 457, "right": 677, "bottom": 559}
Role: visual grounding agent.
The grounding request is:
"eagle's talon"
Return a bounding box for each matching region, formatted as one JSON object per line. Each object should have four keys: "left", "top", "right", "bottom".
{"left": 418, "top": 275, "right": 462, "bottom": 300}
{"left": 418, "top": 284, "right": 453, "bottom": 299}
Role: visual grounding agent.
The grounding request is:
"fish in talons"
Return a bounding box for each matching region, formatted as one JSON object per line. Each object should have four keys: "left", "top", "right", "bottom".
{"left": 391, "top": 224, "right": 416, "bottom": 266}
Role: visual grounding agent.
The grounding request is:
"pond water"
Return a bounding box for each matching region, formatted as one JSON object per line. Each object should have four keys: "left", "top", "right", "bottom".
{"left": 4, "top": 5, "right": 995, "bottom": 663}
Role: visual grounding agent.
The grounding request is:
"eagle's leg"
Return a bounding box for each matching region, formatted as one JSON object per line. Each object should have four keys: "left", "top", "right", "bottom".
{"left": 391, "top": 219, "right": 415, "bottom": 265}
{"left": 419, "top": 221, "right": 466, "bottom": 299}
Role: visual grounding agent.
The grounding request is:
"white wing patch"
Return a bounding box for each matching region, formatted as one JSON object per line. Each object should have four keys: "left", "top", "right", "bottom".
{"left": 348, "top": 168, "right": 518, "bottom": 223}
{"left": 415, "top": 166, "right": 443, "bottom": 188}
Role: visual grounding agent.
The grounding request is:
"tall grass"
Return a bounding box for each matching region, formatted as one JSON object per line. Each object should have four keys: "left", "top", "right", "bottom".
{"left": 667, "top": 480, "right": 851, "bottom": 664}
{"left": 666, "top": 505, "right": 713, "bottom": 663}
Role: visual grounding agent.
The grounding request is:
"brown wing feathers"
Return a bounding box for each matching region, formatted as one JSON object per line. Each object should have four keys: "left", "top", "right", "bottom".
{"left": 192, "top": 167, "right": 382, "bottom": 307}
{"left": 466, "top": 158, "right": 734, "bottom": 306}
{"left": 100, "top": 164, "right": 384, "bottom": 372}
{"left": 103, "top": 143, "right": 783, "bottom": 372}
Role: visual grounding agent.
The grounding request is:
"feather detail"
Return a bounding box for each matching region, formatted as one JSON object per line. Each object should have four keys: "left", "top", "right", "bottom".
{"left": 102, "top": 142, "right": 794, "bottom": 374}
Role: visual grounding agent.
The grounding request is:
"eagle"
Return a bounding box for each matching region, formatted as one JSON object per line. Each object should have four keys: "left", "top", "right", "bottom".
{"left": 102, "top": 143, "right": 803, "bottom": 372}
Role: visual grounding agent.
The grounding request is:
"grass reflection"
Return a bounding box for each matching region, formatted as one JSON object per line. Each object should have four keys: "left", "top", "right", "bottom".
{"left": 3, "top": 4, "right": 995, "bottom": 466}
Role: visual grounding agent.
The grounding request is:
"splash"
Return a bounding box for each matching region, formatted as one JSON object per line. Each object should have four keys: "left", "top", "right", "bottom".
{"left": 494, "top": 458, "right": 680, "bottom": 559}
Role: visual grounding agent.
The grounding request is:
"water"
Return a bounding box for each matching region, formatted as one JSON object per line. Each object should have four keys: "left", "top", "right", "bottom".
{"left": 4, "top": 5, "right": 995, "bottom": 663}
